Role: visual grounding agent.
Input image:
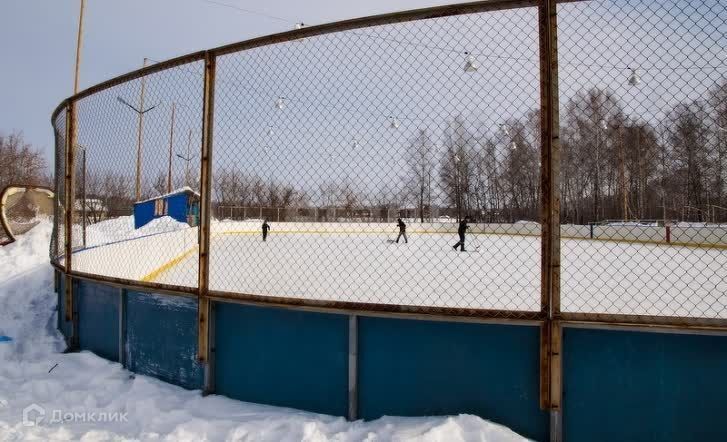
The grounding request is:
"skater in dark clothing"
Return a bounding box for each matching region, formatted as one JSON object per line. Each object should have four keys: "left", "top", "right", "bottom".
{"left": 262, "top": 220, "right": 270, "bottom": 241}
{"left": 396, "top": 218, "right": 408, "bottom": 243}
{"left": 452, "top": 216, "right": 470, "bottom": 251}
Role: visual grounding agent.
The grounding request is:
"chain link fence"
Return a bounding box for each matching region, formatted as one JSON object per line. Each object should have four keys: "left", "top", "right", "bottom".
{"left": 558, "top": 0, "right": 727, "bottom": 322}
{"left": 51, "top": 0, "right": 726, "bottom": 324}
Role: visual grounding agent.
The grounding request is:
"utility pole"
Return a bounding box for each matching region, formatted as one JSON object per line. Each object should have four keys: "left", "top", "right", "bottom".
{"left": 176, "top": 129, "right": 195, "bottom": 188}
{"left": 73, "top": 0, "right": 86, "bottom": 95}
{"left": 167, "top": 103, "right": 176, "bottom": 193}
{"left": 135, "top": 58, "right": 149, "bottom": 201}
{"left": 116, "top": 61, "right": 157, "bottom": 202}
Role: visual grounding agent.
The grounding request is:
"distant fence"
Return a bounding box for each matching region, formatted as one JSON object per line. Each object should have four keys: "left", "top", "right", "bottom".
{"left": 51, "top": 0, "right": 727, "bottom": 440}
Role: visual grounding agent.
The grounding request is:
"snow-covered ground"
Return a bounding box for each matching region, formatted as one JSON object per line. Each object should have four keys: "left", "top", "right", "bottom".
{"left": 0, "top": 222, "right": 529, "bottom": 441}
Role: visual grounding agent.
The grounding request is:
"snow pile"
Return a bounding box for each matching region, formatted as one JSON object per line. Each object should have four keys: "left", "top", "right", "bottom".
{"left": 0, "top": 223, "right": 529, "bottom": 441}
{"left": 85, "top": 216, "right": 191, "bottom": 248}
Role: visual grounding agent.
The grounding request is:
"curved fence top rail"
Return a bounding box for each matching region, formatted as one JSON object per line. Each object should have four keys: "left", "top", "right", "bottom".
{"left": 51, "top": 0, "right": 540, "bottom": 122}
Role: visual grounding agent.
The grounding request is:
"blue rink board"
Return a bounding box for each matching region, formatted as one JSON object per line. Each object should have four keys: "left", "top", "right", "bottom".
{"left": 125, "top": 290, "right": 204, "bottom": 390}
{"left": 563, "top": 327, "right": 727, "bottom": 442}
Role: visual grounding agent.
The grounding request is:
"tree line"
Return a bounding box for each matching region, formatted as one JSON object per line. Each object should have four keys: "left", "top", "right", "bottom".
{"left": 64, "top": 79, "right": 727, "bottom": 225}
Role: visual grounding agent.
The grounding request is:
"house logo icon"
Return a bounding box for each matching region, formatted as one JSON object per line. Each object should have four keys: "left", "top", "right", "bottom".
{"left": 22, "top": 403, "right": 45, "bottom": 426}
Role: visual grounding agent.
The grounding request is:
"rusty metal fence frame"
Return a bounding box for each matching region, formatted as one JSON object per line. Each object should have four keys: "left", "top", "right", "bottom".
{"left": 49, "top": 0, "right": 727, "bottom": 419}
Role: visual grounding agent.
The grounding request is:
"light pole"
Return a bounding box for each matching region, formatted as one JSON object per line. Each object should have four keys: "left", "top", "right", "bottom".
{"left": 167, "top": 103, "right": 176, "bottom": 193}
{"left": 73, "top": 0, "right": 85, "bottom": 95}
{"left": 176, "top": 128, "right": 196, "bottom": 188}
{"left": 117, "top": 77, "right": 157, "bottom": 201}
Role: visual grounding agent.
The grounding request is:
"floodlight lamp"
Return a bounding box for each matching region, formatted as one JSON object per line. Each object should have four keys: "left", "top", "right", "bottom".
{"left": 628, "top": 68, "right": 641, "bottom": 86}
{"left": 464, "top": 52, "right": 478, "bottom": 73}
{"left": 499, "top": 124, "right": 510, "bottom": 137}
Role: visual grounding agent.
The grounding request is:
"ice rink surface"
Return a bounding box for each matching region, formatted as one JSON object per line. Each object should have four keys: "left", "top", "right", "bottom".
{"left": 141, "top": 227, "right": 727, "bottom": 318}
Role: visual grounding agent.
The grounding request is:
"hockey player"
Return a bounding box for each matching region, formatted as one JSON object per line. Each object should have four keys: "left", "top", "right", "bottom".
{"left": 262, "top": 220, "right": 270, "bottom": 242}
{"left": 396, "top": 218, "right": 408, "bottom": 243}
{"left": 452, "top": 216, "right": 470, "bottom": 252}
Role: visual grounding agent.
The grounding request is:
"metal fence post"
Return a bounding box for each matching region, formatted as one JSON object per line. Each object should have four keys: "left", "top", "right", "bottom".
{"left": 538, "top": 0, "right": 562, "bottom": 428}
{"left": 198, "top": 51, "right": 216, "bottom": 379}
{"left": 348, "top": 314, "right": 358, "bottom": 421}
{"left": 64, "top": 101, "right": 78, "bottom": 349}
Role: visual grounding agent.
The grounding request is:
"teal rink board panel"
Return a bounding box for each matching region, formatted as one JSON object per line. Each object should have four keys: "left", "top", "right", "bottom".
{"left": 124, "top": 290, "right": 204, "bottom": 390}
{"left": 213, "top": 302, "right": 349, "bottom": 417}
{"left": 563, "top": 327, "right": 727, "bottom": 442}
{"left": 76, "top": 279, "right": 119, "bottom": 362}
{"left": 357, "top": 316, "right": 548, "bottom": 442}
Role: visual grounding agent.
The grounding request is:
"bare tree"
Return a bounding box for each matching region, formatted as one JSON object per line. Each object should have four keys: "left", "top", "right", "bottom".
{"left": 0, "top": 131, "right": 49, "bottom": 190}
{"left": 404, "top": 129, "right": 435, "bottom": 222}
{"left": 440, "top": 116, "right": 475, "bottom": 221}
{"left": 666, "top": 101, "right": 711, "bottom": 220}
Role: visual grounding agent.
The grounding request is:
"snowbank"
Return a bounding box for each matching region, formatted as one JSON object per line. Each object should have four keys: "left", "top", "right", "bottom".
{"left": 84, "top": 215, "right": 191, "bottom": 248}
{"left": 0, "top": 223, "right": 528, "bottom": 441}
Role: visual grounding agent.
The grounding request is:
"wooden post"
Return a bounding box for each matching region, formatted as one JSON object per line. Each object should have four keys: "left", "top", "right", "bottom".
{"left": 167, "top": 102, "right": 176, "bottom": 193}
{"left": 135, "top": 58, "right": 149, "bottom": 201}
{"left": 538, "top": 0, "right": 562, "bottom": 420}
{"left": 64, "top": 102, "right": 77, "bottom": 348}
{"left": 198, "top": 51, "right": 216, "bottom": 367}
{"left": 73, "top": 0, "right": 85, "bottom": 95}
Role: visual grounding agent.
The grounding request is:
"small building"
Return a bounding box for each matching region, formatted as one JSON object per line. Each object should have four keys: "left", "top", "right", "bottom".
{"left": 133, "top": 187, "right": 200, "bottom": 229}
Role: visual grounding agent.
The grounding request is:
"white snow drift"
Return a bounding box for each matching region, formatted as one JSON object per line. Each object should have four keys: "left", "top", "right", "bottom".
{"left": 0, "top": 222, "right": 529, "bottom": 441}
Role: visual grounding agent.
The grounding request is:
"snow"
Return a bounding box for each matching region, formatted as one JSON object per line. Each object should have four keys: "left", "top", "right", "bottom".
{"left": 0, "top": 223, "right": 529, "bottom": 441}
{"left": 83, "top": 215, "right": 191, "bottom": 248}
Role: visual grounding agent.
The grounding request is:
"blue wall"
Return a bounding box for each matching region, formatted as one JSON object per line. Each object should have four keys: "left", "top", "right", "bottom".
{"left": 133, "top": 193, "right": 190, "bottom": 229}
{"left": 56, "top": 275, "right": 73, "bottom": 343}
{"left": 166, "top": 193, "right": 188, "bottom": 224}
{"left": 563, "top": 327, "right": 727, "bottom": 442}
{"left": 76, "top": 279, "right": 119, "bottom": 362}
{"left": 358, "top": 317, "right": 548, "bottom": 441}
{"left": 214, "top": 302, "right": 349, "bottom": 416}
{"left": 125, "top": 291, "right": 204, "bottom": 390}
{"left": 133, "top": 200, "right": 155, "bottom": 229}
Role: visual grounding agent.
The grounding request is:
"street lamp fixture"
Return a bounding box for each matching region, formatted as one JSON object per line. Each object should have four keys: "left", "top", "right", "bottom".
{"left": 628, "top": 68, "right": 641, "bottom": 86}
{"left": 463, "top": 52, "right": 478, "bottom": 73}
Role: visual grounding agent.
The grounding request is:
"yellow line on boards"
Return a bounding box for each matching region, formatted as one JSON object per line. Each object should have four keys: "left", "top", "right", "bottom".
{"left": 140, "top": 246, "right": 198, "bottom": 282}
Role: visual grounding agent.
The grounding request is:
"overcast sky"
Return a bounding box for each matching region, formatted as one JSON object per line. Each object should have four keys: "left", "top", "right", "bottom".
{"left": 2, "top": 0, "right": 724, "bottom": 171}
{"left": 0, "top": 0, "right": 453, "bottom": 162}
